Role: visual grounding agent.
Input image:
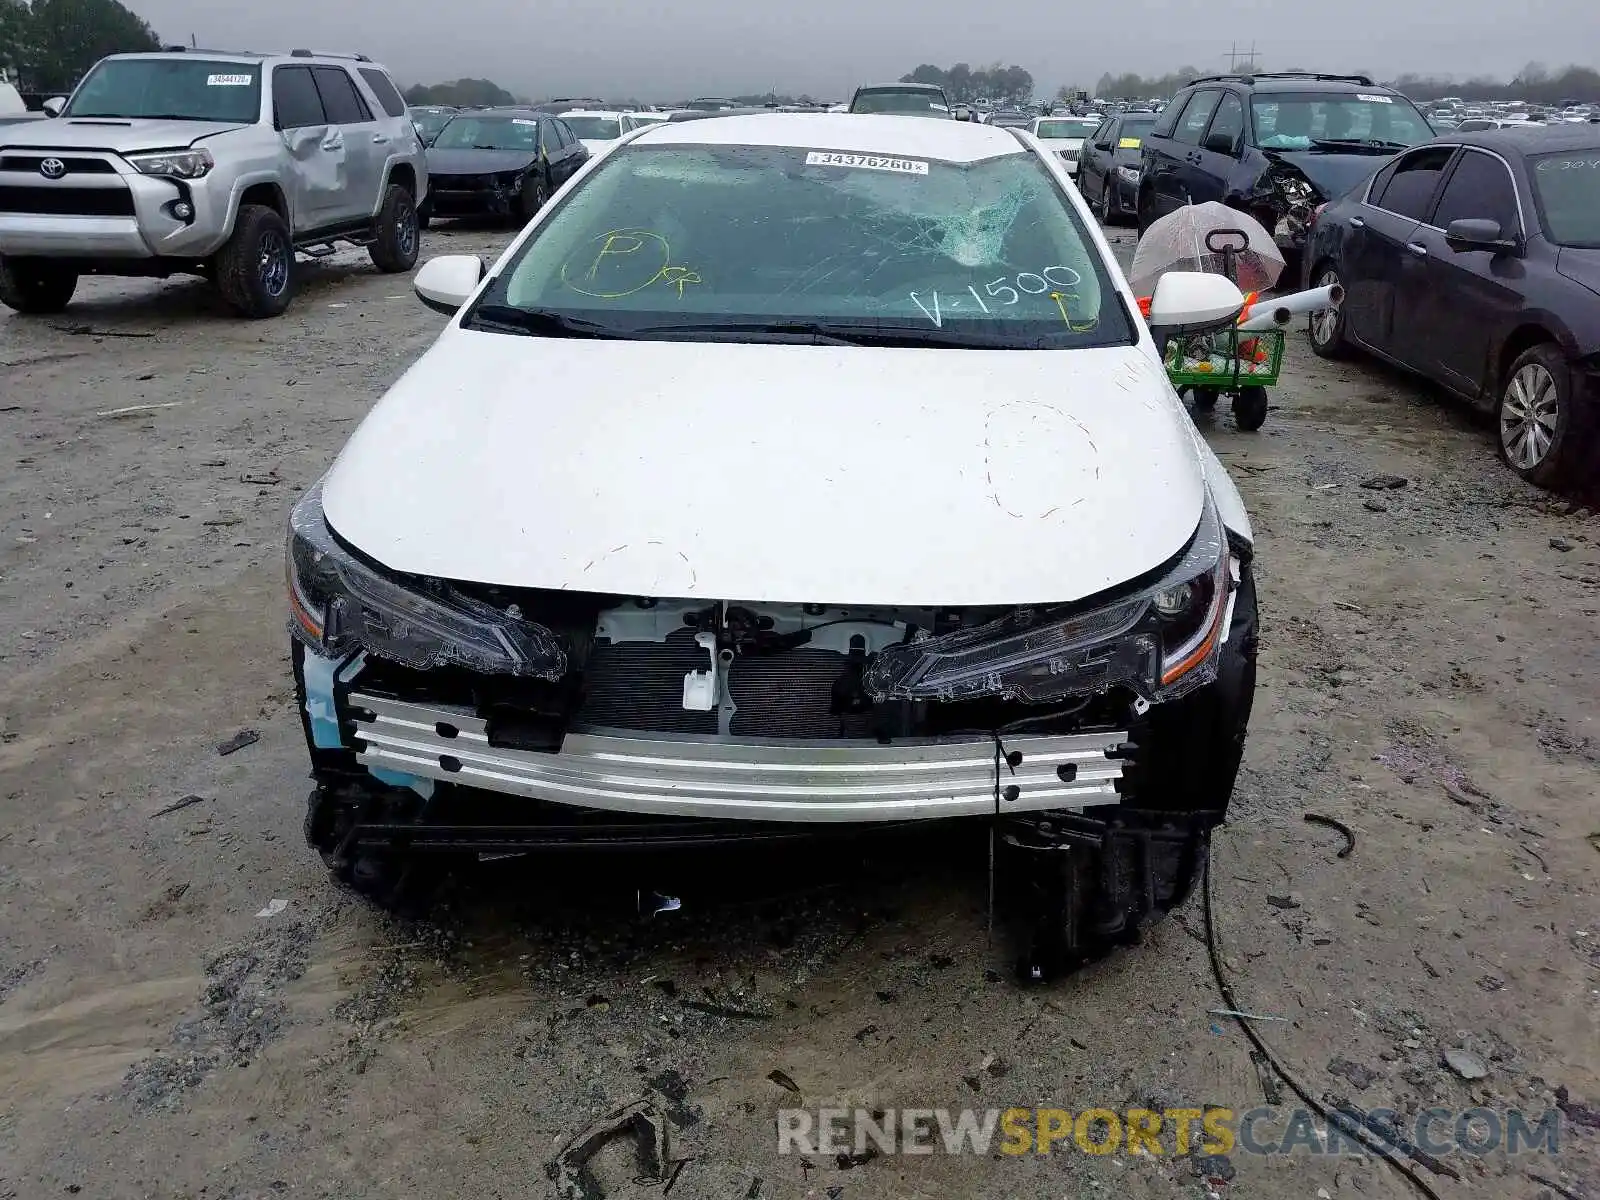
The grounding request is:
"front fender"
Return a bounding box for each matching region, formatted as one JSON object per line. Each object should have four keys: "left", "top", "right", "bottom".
{"left": 226, "top": 172, "right": 291, "bottom": 231}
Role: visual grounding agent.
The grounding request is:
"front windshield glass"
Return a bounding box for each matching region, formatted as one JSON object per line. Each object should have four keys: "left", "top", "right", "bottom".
{"left": 432, "top": 115, "right": 539, "bottom": 151}
{"left": 470, "top": 143, "right": 1130, "bottom": 349}
{"left": 1036, "top": 119, "right": 1097, "bottom": 138}
{"left": 410, "top": 108, "right": 454, "bottom": 139}
{"left": 1250, "top": 93, "right": 1433, "bottom": 149}
{"left": 564, "top": 116, "right": 623, "bottom": 140}
{"left": 853, "top": 90, "right": 950, "bottom": 116}
{"left": 1529, "top": 151, "right": 1600, "bottom": 246}
{"left": 64, "top": 58, "right": 261, "bottom": 121}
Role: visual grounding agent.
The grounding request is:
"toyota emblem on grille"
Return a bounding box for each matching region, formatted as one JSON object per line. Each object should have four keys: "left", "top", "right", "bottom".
{"left": 39, "top": 158, "right": 67, "bottom": 179}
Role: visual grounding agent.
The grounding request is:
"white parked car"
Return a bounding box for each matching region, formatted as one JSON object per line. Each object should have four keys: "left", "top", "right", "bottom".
{"left": 620, "top": 110, "right": 670, "bottom": 133}
{"left": 557, "top": 108, "right": 627, "bottom": 153}
{"left": 288, "top": 114, "right": 1259, "bottom": 975}
{"left": 1029, "top": 114, "right": 1102, "bottom": 176}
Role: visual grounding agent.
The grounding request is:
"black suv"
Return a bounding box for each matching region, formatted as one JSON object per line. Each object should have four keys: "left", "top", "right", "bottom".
{"left": 1136, "top": 72, "right": 1434, "bottom": 253}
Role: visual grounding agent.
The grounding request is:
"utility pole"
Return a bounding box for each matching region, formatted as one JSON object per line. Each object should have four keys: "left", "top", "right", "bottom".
{"left": 1223, "top": 43, "right": 1258, "bottom": 72}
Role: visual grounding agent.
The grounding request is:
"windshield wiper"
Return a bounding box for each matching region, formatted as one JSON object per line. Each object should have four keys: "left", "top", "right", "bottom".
{"left": 1308, "top": 137, "right": 1411, "bottom": 151}
{"left": 629, "top": 320, "right": 1028, "bottom": 348}
{"left": 465, "top": 305, "right": 625, "bottom": 339}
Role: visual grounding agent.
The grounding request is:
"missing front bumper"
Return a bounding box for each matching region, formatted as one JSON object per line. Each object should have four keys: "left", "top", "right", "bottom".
{"left": 349, "top": 691, "right": 1127, "bottom": 823}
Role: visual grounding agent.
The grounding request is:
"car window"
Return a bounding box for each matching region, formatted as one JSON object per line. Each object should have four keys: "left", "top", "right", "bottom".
{"left": 1250, "top": 91, "right": 1433, "bottom": 149}
{"left": 1206, "top": 93, "right": 1245, "bottom": 149}
{"left": 1171, "top": 91, "right": 1222, "bottom": 146}
{"left": 547, "top": 119, "right": 570, "bottom": 149}
{"left": 564, "top": 115, "right": 622, "bottom": 141}
{"left": 358, "top": 67, "right": 407, "bottom": 118}
{"left": 852, "top": 89, "right": 950, "bottom": 116}
{"left": 273, "top": 65, "right": 326, "bottom": 129}
{"left": 1115, "top": 116, "right": 1156, "bottom": 150}
{"left": 432, "top": 115, "right": 540, "bottom": 151}
{"left": 1372, "top": 146, "right": 1455, "bottom": 220}
{"left": 557, "top": 120, "right": 582, "bottom": 147}
{"left": 1151, "top": 96, "right": 1185, "bottom": 138}
{"left": 311, "top": 66, "right": 372, "bottom": 124}
{"left": 409, "top": 107, "right": 453, "bottom": 139}
{"left": 478, "top": 144, "right": 1130, "bottom": 350}
{"left": 65, "top": 57, "right": 262, "bottom": 122}
{"left": 1528, "top": 150, "right": 1600, "bottom": 247}
{"left": 1092, "top": 119, "right": 1113, "bottom": 147}
{"left": 1431, "top": 149, "right": 1519, "bottom": 234}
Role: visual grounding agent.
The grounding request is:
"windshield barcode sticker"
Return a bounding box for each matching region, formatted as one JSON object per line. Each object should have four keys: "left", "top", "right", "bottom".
{"left": 513, "top": 118, "right": 537, "bottom": 125}
{"left": 206, "top": 74, "right": 253, "bottom": 86}
{"left": 1356, "top": 93, "right": 1393, "bottom": 103}
{"left": 805, "top": 151, "right": 929, "bottom": 175}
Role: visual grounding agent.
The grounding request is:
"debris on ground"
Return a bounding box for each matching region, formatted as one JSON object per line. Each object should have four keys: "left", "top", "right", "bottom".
{"left": 216, "top": 729, "right": 260, "bottom": 756}
{"left": 548, "top": 1099, "right": 669, "bottom": 1200}
{"left": 1303, "top": 813, "right": 1356, "bottom": 858}
{"left": 1549, "top": 537, "right": 1574, "bottom": 552}
{"left": 150, "top": 794, "right": 208, "bottom": 818}
{"left": 1441, "top": 1047, "right": 1489, "bottom": 1080}
{"left": 1265, "top": 893, "right": 1302, "bottom": 910}
{"left": 1359, "top": 474, "right": 1409, "bottom": 490}
{"left": 1327, "top": 1057, "right": 1382, "bottom": 1090}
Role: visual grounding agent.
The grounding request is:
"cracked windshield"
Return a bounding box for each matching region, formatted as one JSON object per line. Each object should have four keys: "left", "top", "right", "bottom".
{"left": 3, "top": 0, "right": 1599, "bottom": 1193}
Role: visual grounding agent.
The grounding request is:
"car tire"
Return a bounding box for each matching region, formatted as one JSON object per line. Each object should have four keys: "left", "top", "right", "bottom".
{"left": 368, "top": 183, "right": 420, "bottom": 274}
{"left": 518, "top": 174, "right": 549, "bottom": 226}
{"left": 1232, "top": 386, "right": 1269, "bottom": 431}
{"left": 1098, "top": 181, "right": 1115, "bottom": 225}
{"left": 0, "top": 257, "right": 78, "bottom": 314}
{"left": 1306, "top": 262, "right": 1349, "bottom": 359}
{"left": 1498, "top": 343, "right": 1590, "bottom": 488}
{"left": 1007, "top": 563, "right": 1258, "bottom": 979}
{"left": 214, "top": 204, "right": 295, "bottom": 318}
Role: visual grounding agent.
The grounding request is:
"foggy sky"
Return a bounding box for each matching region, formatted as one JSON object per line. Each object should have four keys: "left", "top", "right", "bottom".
{"left": 130, "top": 0, "right": 1597, "bottom": 100}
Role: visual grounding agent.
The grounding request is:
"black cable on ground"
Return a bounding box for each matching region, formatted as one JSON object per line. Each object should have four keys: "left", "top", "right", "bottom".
{"left": 1201, "top": 856, "right": 1445, "bottom": 1200}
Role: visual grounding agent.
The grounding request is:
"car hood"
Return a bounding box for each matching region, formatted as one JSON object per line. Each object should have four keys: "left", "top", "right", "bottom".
{"left": 1555, "top": 247, "right": 1600, "bottom": 298}
{"left": 1264, "top": 148, "right": 1390, "bottom": 199}
{"left": 425, "top": 147, "right": 537, "bottom": 175}
{"left": 0, "top": 116, "right": 248, "bottom": 151}
{"left": 321, "top": 335, "right": 1206, "bottom": 608}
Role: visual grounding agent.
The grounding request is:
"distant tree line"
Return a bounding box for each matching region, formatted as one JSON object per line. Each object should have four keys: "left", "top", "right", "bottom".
{"left": 899, "top": 62, "right": 1035, "bottom": 104}
{"left": 1, "top": 0, "right": 159, "bottom": 93}
{"left": 402, "top": 78, "right": 524, "bottom": 107}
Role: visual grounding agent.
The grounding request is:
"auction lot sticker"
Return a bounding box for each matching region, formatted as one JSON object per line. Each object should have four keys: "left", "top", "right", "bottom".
{"left": 207, "top": 74, "right": 253, "bottom": 86}
{"left": 805, "top": 151, "right": 929, "bottom": 175}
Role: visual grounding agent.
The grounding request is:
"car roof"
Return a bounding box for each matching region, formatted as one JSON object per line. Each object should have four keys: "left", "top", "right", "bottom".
{"left": 1444, "top": 125, "right": 1600, "bottom": 154}
{"left": 103, "top": 49, "right": 380, "bottom": 67}
{"left": 563, "top": 109, "right": 625, "bottom": 120}
{"left": 857, "top": 82, "right": 945, "bottom": 93}
{"left": 455, "top": 106, "right": 545, "bottom": 119}
{"left": 630, "top": 112, "right": 1026, "bottom": 162}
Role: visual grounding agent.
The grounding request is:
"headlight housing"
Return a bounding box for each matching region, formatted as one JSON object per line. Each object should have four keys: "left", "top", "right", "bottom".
{"left": 286, "top": 483, "right": 566, "bottom": 678}
{"left": 1115, "top": 164, "right": 1141, "bottom": 184}
{"left": 861, "top": 501, "right": 1234, "bottom": 705}
{"left": 126, "top": 147, "right": 214, "bottom": 179}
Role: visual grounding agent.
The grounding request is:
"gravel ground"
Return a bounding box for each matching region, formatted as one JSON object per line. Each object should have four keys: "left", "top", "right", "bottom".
{"left": 1, "top": 219, "right": 1597, "bottom": 1200}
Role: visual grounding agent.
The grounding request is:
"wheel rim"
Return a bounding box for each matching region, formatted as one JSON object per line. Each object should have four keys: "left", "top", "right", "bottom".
{"left": 258, "top": 230, "right": 288, "bottom": 297}
{"left": 1501, "top": 362, "right": 1560, "bottom": 469}
{"left": 1309, "top": 269, "right": 1340, "bottom": 344}
{"left": 396, "top": 200, "right": 417, "bottom": 256}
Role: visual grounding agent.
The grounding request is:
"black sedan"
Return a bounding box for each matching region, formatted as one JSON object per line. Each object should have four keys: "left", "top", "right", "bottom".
{"left": 419, "top": 108, "right": 588, "bottom": 227}
{"left": 1076, "top": 112, "right": 1156, "bottom": 223}
{"left": 1305, "top": 127, "right": 1600, "bottom": 486}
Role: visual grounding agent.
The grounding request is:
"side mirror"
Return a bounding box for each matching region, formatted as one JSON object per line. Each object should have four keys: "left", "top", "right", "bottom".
{"left": 1146, "top": 271, "right": 1246, "bottom": 334}
{"left": 1203, "top": 131, "right": 1237, "bottom": 155}
{"left": 42, "top": 96, "right": 65, "bottom": 117}
{"left": 413, "top": 254, "right": 485, "bottom": 315}
{"left": 1445, "top": 217, "right": 1516, "bottom": 252}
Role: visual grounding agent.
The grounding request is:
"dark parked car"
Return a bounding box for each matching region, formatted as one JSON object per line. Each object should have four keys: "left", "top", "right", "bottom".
{"left": 407, "top": 104, "right": 456, "bottom": 145}
{"left": 1305, "top": 126, "right": 1600, "bottom": 486}
{"left": 1076, "top": 111, "right": 1157, "bottom": 222}
{"left": 1136, "top": 73, "right": 1434, "bottom": 254}
{"left": 848, "top": 82, "right": 952, "bottom": 118}
{"left": 419, "top": 108, "right": 587, "bottom": 227}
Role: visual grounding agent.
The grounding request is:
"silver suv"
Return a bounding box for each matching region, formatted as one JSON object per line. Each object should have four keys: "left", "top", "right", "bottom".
{"left": 0, "top": 47, "right": 427, "bottom": 317}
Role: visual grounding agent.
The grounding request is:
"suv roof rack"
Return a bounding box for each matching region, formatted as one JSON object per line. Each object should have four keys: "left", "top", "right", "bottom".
{"left": 1185, "top": 70, "right": 1376, "bottom": 87}
{"left": 289, "top": 48, "right": 372, "bottom": 62}
{"left": 162, "top": 45, "right": 261, "bottom": 55}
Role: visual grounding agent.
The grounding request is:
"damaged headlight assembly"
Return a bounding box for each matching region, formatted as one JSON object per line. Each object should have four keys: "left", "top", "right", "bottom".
{"left": 286, "top": 483, "right": 566, "bottom": 678}
{"left": 861, "top": 501, "right": 1234, "bottom": 706}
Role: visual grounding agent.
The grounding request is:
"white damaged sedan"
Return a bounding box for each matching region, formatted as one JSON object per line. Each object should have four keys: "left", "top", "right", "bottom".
{"left": 287, "top": 114, "right": 1259, "bottom": 974}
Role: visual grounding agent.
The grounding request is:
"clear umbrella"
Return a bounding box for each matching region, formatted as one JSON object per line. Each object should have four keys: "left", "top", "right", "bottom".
{"left": 1127, "top": 202, "right": 1285, "bottom": 297}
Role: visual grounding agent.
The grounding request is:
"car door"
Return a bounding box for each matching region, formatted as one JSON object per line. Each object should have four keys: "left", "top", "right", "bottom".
{"left": 1139, "top": 97, "right": 1190, "bottom": 219}
{"left": 553, "top": 119, "right": 589, "bottom": 182}
{"left": 272, "top": 65, "right": 340, "bottom": 231}
{"left": 537, "top": 119, "right": 566, "bottom": 188}
{"left": 1411, "top": 147, "right": 1527, "bottom": 398}
{"left": 1163, "top": 89, "right": 1223, "bottom": 210}
{"left": 1081, "top": 119, "right": 1116, "bottom": 204}
{"left": 1343, "top": 145, "right": 1455, "bottom": 357}
{"left": 1189, "top": 91, "right": 1245, "bottom": 206}
{"left": 310, "top": 66, "right": 381, "bottom": 223}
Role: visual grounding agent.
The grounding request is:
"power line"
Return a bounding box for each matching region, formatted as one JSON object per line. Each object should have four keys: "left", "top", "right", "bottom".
{"left": 1222, "top": 43, "right": 1259, "bottom": 72}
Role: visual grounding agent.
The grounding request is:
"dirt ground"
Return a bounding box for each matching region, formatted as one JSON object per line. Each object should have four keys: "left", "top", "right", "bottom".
{"left": 1, "top": 220, "right": 1597, "bottom": 1200}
